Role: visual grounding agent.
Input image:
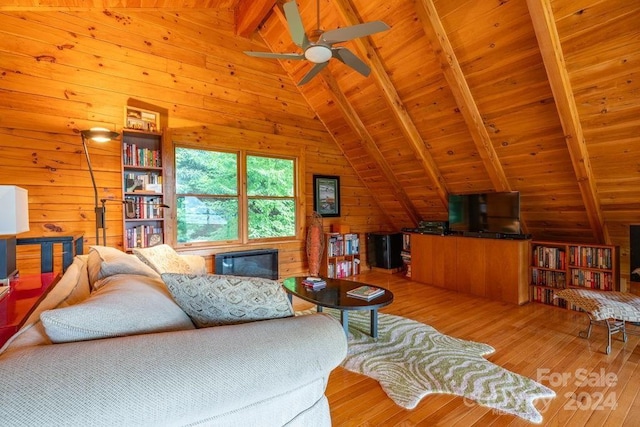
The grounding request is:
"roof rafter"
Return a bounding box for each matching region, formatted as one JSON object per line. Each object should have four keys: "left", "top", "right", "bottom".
{"left": 526, "top": 0, "right": 608, "bottom": 243}
{"left": 319, "top": 72, "right": 423, "bottom": 225}
{"left": 332, "top": 0, "right": 449, "bottom": 213}
{"left": 414, "top": 0, "right": 530, "bottom": 234}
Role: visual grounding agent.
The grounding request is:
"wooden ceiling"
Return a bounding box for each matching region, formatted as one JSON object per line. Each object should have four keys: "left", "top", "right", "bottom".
{"left": 2, "top": 0, "right": 638, "bottom": 248}
{"left": 253, "top": 0, "right": 639, "bottom": 246}
{"left": 258, "top": 0, "right": 638, "bottom": 247}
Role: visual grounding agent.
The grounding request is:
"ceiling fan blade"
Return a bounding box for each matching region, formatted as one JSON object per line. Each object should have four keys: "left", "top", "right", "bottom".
{"left": 244, "top": 51, "right": 305, "bottom": 60}
{"left": 283, "top": 1, "right": 309, "bottom": 48}
{"left": 332, "top": 47, "right": 371, "bottom": 77}
{"left": 298, "top": 61, "right": 329, "bottom": 85}
{"left": 320, "top": 21, "right": 390, "bottom": 45}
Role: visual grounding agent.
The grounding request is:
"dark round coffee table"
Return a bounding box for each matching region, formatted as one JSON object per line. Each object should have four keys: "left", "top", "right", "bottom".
{"left": 282, "top": 277, "right": 393, "bottom": 338}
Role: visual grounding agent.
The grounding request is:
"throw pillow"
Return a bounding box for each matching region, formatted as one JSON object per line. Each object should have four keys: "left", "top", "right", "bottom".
{"left": 87, "top": 246, "right": 158, "bottom": 291}
{"left": 161, "top": 273, "right": 294, "bottom": 327}
{"left": 40, "top": 274, "right": 195, "bottom": 344}
{"left": 133, "top": 244, "right": 192, "bottom": 275}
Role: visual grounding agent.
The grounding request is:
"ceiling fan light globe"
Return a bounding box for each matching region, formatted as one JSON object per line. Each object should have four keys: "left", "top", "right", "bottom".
{"left": 305, "top": 45, "right": 332, "bottom": 63}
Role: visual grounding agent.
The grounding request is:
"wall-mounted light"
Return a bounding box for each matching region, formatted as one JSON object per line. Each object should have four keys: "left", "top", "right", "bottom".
{"left": 80, "top": 127, "right": 120, "bottom": 246}
{"left": 0, "top": 185, "right": 30, "bottom": 280}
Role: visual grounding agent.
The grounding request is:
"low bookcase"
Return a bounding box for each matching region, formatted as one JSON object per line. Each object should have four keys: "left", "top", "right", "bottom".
{"left": 529, "top": 240, "right": 620, "bottom": 310}
{"left": 320, "top": 232, "right": 361, "bottom": 279}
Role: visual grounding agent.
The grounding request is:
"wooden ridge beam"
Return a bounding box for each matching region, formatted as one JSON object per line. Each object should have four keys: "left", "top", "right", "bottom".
{"left": 262, "top": 4, "right": 420, "bottom": 227}
{"left": 526, "top": 0, "right": 607, "bottom": 244}
{"left": 235, "top": 0, "right": 276, "bottom": 38}
{"left": 332, "top": 0, "right": 449, "bottom": 212}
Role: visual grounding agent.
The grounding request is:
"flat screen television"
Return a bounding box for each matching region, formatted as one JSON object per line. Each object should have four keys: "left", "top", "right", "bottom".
{"left": 448, "top": 192, "right": 521, "bottom": 235}
{"left": 214, "top": 249, "right": 279, "bottom": 280}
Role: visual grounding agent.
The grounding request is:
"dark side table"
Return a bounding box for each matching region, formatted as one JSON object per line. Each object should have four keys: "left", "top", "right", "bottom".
{"left": 282, "top": 276, "right": 393, "bottom": 338}
{"left": 0, "top": 272, "right": 61, "bottom": 347}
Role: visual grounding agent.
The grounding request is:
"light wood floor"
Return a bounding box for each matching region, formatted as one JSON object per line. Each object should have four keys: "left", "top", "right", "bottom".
{"left": 292, "top": 271, "right": 640, "bottom": 426}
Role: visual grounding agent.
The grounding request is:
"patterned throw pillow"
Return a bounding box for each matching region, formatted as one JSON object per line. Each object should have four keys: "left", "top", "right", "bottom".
{"left": 133, "top": 244, "right": 192, "bottom": 274}
{"left": 161, "top": 273, "right": 294, "bottom": 327}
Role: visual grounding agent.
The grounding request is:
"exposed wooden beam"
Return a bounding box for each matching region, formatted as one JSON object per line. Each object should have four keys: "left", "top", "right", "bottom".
{"left": 263, "top": 4, "right": 420, "bottom": 226}
{"left": 526, "top": 0, "right": 608, "bottom": 244}
{"left": 319, "top": 72, "right": 423, "bottom": 225}
{"left": 235, "top": 0, "right": 276, "bottom": 38}
{"left": 414, "top": 0, "right": 530, "bottom": 235}
{"left": 414, "top": 1, "right": 511, "bottom": 193}
{"left": 332, "top": 0, "right": 449, "bottom": 212}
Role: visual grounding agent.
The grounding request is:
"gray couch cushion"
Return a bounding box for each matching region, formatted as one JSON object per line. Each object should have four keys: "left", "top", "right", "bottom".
{"left": 161, "top": 273, "right": 293, "bottom": 327}
{"left": 87, "top": 246, "right": 158, "bottom": 290}
{"left": 40, "top": 275, "right": 195, "bottom": 343}
{"left": 0, "top": 256, "right": 91, "bottom": 355}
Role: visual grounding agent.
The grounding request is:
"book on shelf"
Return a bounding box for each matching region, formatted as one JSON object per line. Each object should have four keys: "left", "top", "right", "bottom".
{"left": 343, "top": 233, "right": 360, "bottom": 255}
{"left": 123, "top": 143, "right": 161, "bottom": 167}
{"left": 347, "top": 285, "right": 384, "bottom": 300}
{"left": 402, "top": 233, "right": 411, "bottom": 251}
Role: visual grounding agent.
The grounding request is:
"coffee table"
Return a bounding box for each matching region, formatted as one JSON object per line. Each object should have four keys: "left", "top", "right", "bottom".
{"left": 282, "top": 277, "right": 393, "bottom": 338}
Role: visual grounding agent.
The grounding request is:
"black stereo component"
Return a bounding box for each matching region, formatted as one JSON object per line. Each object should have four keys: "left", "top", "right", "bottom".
{"left": 417, "top": 221, "right": 449, "bottom": 235}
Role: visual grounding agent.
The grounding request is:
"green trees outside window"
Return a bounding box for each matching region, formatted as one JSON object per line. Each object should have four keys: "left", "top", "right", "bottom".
{"left": 175, "top": 147, "right": 297, "bottom": 244}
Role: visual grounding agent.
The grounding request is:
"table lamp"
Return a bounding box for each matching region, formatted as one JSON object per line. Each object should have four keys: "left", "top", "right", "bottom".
{"left": 0, "top": 185, "right": 30, "bottom": 280}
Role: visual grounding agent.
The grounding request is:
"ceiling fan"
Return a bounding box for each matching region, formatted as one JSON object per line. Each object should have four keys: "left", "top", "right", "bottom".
{"left": 244, "top": 0, "right": 389, "bottom": 86}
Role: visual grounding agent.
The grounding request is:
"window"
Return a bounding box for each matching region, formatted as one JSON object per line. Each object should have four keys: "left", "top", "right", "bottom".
{"left": 246, "top": 155, "right": 296, "bottom": 239}
{"left": 175, "top": 147, "right": 297, "bottom": 245}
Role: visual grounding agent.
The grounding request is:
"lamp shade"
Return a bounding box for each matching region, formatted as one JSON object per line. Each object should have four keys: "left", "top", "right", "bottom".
{"left": 81, "top": 127, "right": 120, "bottom": 143}
{"left": 0, "top": 185, "right": 30, "bottom": 235}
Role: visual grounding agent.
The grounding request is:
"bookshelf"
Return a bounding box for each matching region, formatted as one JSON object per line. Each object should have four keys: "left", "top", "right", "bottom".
{"left": 529, "top": 241, "right": 620, "bottom": 309}
{"left": 121, "top": 129, "right": 166, "bottom": 251}
{"left": 320, "top": 233, "right": 361, "bottom": 279}
{"left": 401, "top": 232, "right": 411, "bottom": 278}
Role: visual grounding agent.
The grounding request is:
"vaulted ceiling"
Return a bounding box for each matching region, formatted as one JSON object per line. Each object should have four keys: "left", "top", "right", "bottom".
{"left": 2, "top": 0, "right": 638, "bottom": 248}
{"left": 251, "top": 0, "right": 639, "bottom": 247}
{"left": 254, "top": 0, "right": 638, "bottom": 248}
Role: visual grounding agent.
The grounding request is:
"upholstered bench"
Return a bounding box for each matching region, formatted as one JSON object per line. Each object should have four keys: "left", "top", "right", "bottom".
{"left": 555, "top": 289, "right": 640, "bottom": 354}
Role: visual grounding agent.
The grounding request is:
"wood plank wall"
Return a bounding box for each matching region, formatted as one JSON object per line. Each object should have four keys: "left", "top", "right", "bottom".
{"left": 0, "top": 9, "right": 393, "bottom": 276}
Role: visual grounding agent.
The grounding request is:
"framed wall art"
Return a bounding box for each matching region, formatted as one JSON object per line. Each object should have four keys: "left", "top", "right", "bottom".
{"left": 313, "top": 175, "right": 340, "bottom": 217}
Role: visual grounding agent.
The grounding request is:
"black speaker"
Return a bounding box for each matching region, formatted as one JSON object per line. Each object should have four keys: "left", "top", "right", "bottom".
{"left": 366, "top": 232, "right": 403, "bottom": 269}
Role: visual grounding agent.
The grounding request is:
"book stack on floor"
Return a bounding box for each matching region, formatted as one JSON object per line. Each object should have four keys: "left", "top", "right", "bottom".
{"left": 302, "top": 277, "right": 326, "bottom": 290}
{"left": 347, "top": 285, "right": 385, "bottom": 300}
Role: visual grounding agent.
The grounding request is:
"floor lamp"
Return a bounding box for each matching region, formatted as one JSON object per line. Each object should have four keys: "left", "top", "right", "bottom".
{"left": 80, "top": 128, "right": 120, "bottom": 246}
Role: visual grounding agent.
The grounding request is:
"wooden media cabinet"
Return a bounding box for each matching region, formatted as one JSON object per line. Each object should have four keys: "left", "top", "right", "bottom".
{"left": 405, "top": 233, "right": 529, "bottom": 305}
